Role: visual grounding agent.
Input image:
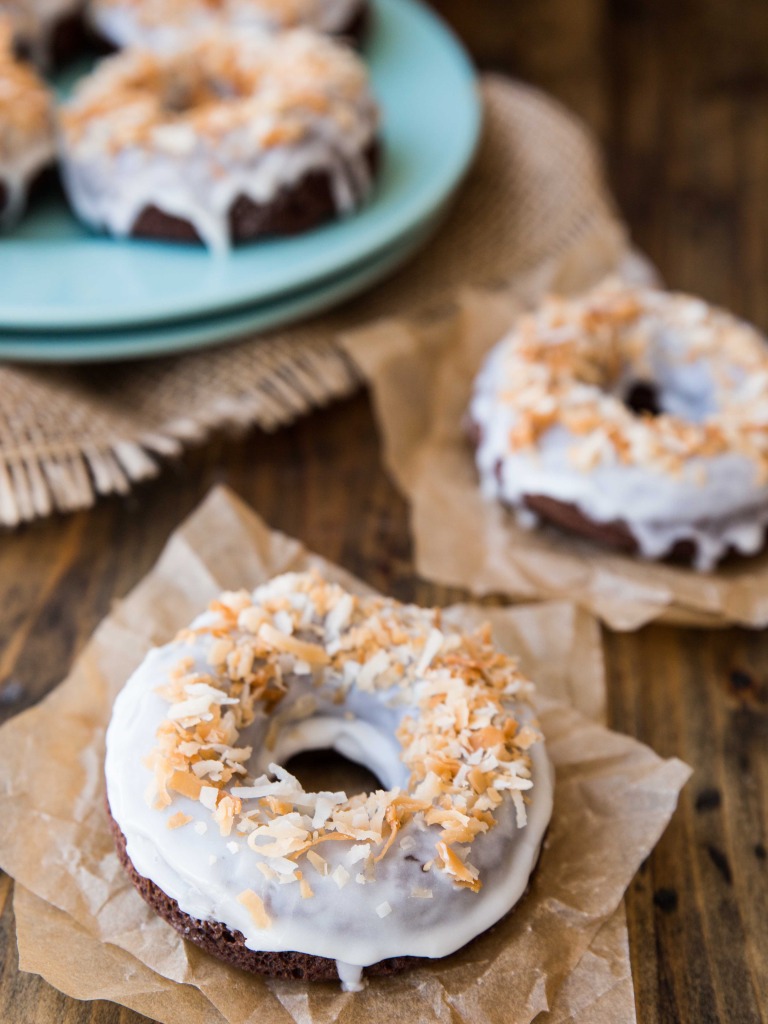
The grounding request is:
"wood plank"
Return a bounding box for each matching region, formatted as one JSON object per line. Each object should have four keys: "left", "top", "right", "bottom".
{"left": 2, "top": 0, "right": 768, "bottom": 1020}
{"left": 607, "top": 627, "right": 768, "bottom": 1023}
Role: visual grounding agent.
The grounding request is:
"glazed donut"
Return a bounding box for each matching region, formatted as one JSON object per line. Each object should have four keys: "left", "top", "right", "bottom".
{"left": 0, "top": 0, "right": 86, "bottom": 68}
{"left": 469, "top": 278, "right": 768, "bottom": 571}
{"left": 0, "top": 20, "right": 55, "bottom": 228}
{"left": 89, "top": 0, "right": 369, "bottom": 53}
{"left": 59, "top": 28, "right": 379, "bottom": 251}
{"left": 105, "top": 571, "right": 552, "bottom": 990}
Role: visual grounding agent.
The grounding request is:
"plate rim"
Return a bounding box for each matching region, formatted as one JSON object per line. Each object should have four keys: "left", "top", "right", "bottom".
{"left": 0, "top": 209, "right": 444, "bottom": 362}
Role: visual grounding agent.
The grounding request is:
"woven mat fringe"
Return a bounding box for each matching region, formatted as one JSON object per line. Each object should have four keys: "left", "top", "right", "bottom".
{"left": 0, "top": 75, "right": 628, "bottom": 527}
{"left": 0, "top": 339, "right": 360, "bottom": 527}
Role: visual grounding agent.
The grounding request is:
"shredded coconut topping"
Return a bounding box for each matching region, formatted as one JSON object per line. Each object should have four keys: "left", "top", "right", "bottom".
{"left": 0, "top": 19, "right": 54, "bottom": 158}
{"left": 61, "top": 27, "right": 376, "bottom": 155}
{"left": 145, "top": 571, "right": 539, "bottom": 896}
{"left": 484, "top": 278, "right": 768, "bottom": 482}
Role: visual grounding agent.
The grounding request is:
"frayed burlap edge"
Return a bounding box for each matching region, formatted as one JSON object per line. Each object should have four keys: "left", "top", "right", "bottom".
{"left": 0, "top": 336, "right": 359, "bottom": 526}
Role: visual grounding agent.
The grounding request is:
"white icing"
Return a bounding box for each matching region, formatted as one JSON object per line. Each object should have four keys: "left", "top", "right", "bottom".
{"left": 105, "top": 576, "right": 553, "bottom": 984}
{"left": 0, "top": 134, "right": 53, "bottom": 226}
{"left": 335, "top": 960, "right": 365, "bottom": 992}
{"left": 59, "top": 30, "right": 377, "bottom": 252}
{"left": 90, "top": 0, "right": 363, "bottom": 52}
{"left": 470, "top": 288, "right": 768, "bottom": 571}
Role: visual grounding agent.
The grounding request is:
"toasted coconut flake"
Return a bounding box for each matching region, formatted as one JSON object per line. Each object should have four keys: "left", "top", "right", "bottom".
{"left": 237, "top": 889, "right": 272, "bottom": 930}
{"left": 515, "top": 725, "right": 540, "bottom": 750}
{"left": 325, "top": 592, "right": 354, "bottom": 636}
{"left": 356, "top": 649, "right": 390, "bottom": 691}
{"left": 346, "top": 843, "right": 371, "bottom": 864}
{"left": 208, "top": 637, "right": 235, "bottom": 666}
{"left": 258, "top": 622, "right": 330, "bottom": 665}
{"left": 167, "top": 681, "right": 238, "bottom": 721}
{"left": 169, "top": 770, "right": 204, "bottom": 800}
{"left": 238, "top": 607, "right": 268, "bottom": 634}
{"left": 199, "top": 785, "right": 219, "bottom": 809}
{"left": 437, "top": 841, "right": 481, "bottom": 892}
{"left": 416, "top": 629, "right": 444, "bottom": 675}
{"left": 332, "top": 864, "right": 350, "bottom": 889}
{"left": 167, "top": 811, "right": 192, "bottom": 829}
{"left": 306, "top": 850, "right": 329, "bottom": 876}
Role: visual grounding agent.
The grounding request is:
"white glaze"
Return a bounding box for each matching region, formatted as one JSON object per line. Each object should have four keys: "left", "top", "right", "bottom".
{"left": 470, "top": 284, "right": 768, "bottom": 571}
{"left": 0, "top": 135, "right": 53, "bottom": 226}
{"left": 59, "top": 30, "right": 378, "bottom": 252}
{"left": 91, "top": 0, "right": 363, "bottom": 52}
{"left": 105, "top": 575, "right": 553, "bottom": 984}
{"left": 335, "top": 961, "right": 364, "bottom": 992}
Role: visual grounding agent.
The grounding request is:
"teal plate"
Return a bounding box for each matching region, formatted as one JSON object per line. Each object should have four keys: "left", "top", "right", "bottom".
{"left": 0, "top": 0, "right": 480, "bottom": 331}
{"left": 0, "top": 209, "right": 441, "bottom": 362}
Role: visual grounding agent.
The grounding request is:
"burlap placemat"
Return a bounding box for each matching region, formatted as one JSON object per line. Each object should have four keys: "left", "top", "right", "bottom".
{"left": 0, "top": 75, "right": 628, "bottom": 527}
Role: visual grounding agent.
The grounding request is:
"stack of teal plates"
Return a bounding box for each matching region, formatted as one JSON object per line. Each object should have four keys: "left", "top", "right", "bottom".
{"left": 0, "top": 0, "right": 481, "bottom": 363}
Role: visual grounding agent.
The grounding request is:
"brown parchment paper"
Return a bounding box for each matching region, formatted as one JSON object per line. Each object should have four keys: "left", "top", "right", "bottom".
{"left": 341, "top": 287, "right": 768, "bottom": 631}
{"left": 0, "top": 486, "right": 690, "bottom": 1024}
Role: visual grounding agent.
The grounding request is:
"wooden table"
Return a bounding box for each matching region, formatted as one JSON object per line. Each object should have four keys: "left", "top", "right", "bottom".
{"left": 2, "top": 2, "right": 767, "bottom": 1021}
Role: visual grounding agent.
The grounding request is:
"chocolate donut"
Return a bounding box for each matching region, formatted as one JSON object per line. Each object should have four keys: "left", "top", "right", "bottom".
{"left": 59, "top": 28, "right": 380, "bottom": 250}
{"left": 468, "top": 279, "right": 768, "bottom": 571}
{"left": 105, "top": 572, "right": 553, "bottom": 990}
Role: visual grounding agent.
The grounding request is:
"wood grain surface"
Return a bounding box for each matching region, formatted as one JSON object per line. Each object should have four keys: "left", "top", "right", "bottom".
{"left": 2, "top": 1, "right": 768, "bottom": 1021}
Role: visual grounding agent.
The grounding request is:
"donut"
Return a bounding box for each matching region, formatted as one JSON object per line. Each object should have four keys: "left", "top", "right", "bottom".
{"left": 468, "top": 278, "right": 768, "bottom": 571}
{"left": 89, "top": 0, "right": 369, "bottom": 53}
{"left": 0, "top": 0, "right": 86, "bottom": 68}
{"left": 58, "top": 28, "right": 379, "bottom": 251}
{"left": 105, "top": 571, "right": 553, "bottom": 990}
{"left": 0, "top": 20, "right": 55, "bottom": 228}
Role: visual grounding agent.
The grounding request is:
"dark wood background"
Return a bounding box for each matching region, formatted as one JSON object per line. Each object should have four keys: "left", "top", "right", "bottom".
{"left": 2, "top": 1, "right": 768, "bottom": 1020}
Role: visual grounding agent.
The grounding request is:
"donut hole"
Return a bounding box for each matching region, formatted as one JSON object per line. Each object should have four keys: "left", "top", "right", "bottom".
{"left": 256, "top": 713, "right": 408, "bottom": 796}
{"left": 160, "top": 71, "right": 247, "bottom": 114}
{"left": 284, "top": 748, "right": 384, "bottom": 797}
{"left": 616, "top": 358, "right": 719, "bottom": 423}
{"left": 623, "top": 379, "right": 661, "bottom": 417}
{"left": 161, "top": 79, "right": 199, "bottom": 114}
